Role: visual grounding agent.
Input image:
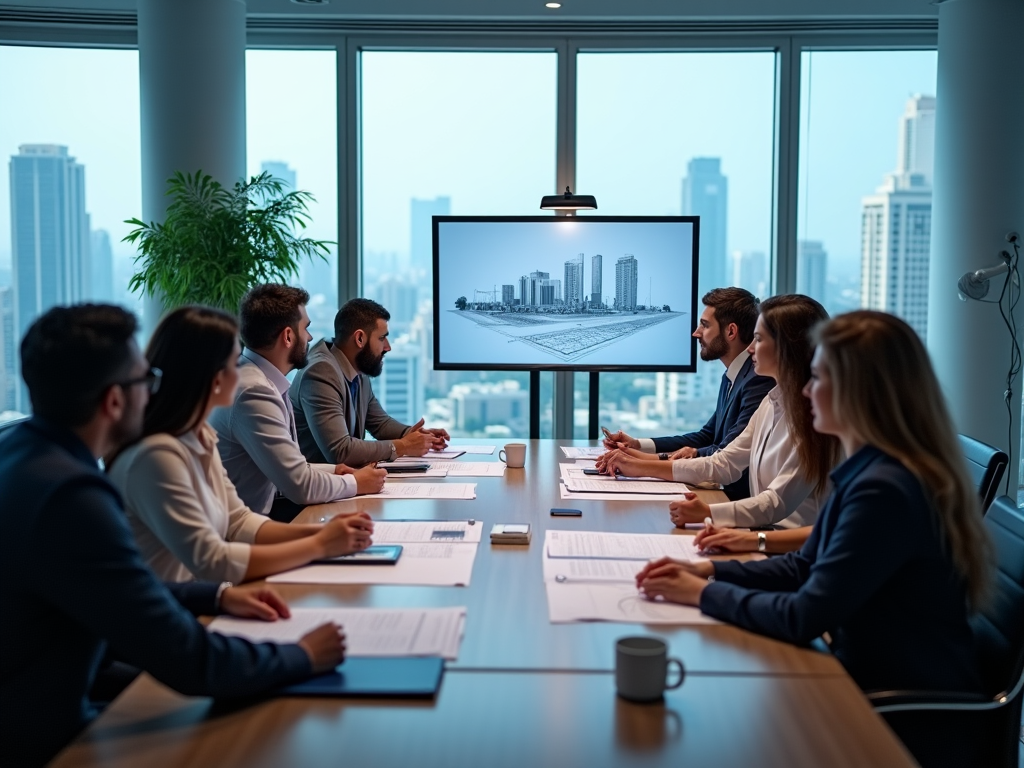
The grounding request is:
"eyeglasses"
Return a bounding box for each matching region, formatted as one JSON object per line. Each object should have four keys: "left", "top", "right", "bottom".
{"left": 116, "top": 367, "right": 163, "bottom": 395}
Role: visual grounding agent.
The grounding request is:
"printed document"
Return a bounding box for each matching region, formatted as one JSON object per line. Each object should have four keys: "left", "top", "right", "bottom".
{"left": 268, "top": 542, "right": 479, "bottom": 586}
{"left": 545, "top": 530, "right": 706, "bottom": 562}
{"left": 364, "top": 483, "right": 477, "bottom": 500}
{"left": 545, "top": 582, "right": 719, "bottom": 625}
{"left": 374, "top": 519, "right": 483, "bottom": 544}
{"left": 209, "top": 606, "right": 467, "bottom": 659}
{"left": 559, "top": 446, "right": 606, "bottom": 459}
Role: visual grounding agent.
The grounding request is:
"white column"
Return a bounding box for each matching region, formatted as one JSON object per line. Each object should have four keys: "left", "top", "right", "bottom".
{"left": 928, "top": 0, "right": 1024, "bottom": 490}
{"left": 137, "top": 0, "right": 247, "bottom": 329}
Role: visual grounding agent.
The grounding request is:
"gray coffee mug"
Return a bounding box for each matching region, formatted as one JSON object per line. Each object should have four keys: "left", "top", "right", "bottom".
{"left": 615, "top": 636, "right": 685, "bottom": 703}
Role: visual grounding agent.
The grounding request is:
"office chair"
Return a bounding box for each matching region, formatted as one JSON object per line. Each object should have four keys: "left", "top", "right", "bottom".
{"left": 0, "top": 415, "right": 29, "bottom": 443}
{"left": 868, "top": 495, "right": 1024, "bottom": 768}
{"left": 959, "top": 434, "right": 1009, "bottom": 514}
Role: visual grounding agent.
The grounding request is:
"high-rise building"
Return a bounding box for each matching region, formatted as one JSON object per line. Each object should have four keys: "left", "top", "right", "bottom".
{"left": 260, "top": 160, "right": 297, "bottom": 189}
{"left": 519, "top": 270, "right": 559, "bottom": 307}
{"left": 590, "top": 253, "right": 603, "bottom": 306}
{"left": 732, "top": 250, "right": 767, "bottom": 297}
{"left": 410, "top": 196, "right": 450, "bottom": 278}
{"left": 0, "top": 287, "right": 16, "bottom": 413}
{"left": 615, "top": 254, "right": 638, "bottom": 311}
{"left": 90, "top": 229, "right": 115, "bottom": 303}
{"left": 797, "top": 241, "right": 827, "bottom": 302}
{"left": 682, "top": 157, "right": 728, "bottom": 298}
{"left": 10, "top": 144, "right": 91, "bottom": 411}
{"left": 502, "top": 284, "right": 515, "bottom": 305}
{"left": 376, "top": 339, "right": 423, "bottom": 426}
{"left": 860, "top": 95, "right": 935, "bottom": 340}
{"left": 563, "top": 253, "right": 584, "bottom": 310}
{"left": 375, "top": 275, "right": 419, "bottom": 328}
{"left": 450, "top": 380, "right": 529, "bottom": 434}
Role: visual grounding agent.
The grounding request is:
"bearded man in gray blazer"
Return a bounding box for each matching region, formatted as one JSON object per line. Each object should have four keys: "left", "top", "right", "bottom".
{"left": 291, "top": 298, "right": 450, "bottom": 467}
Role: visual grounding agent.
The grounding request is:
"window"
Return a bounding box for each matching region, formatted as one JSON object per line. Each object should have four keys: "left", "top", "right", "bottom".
{"left": 360, "top": 51, "right": 557, "bottom": 438}
{"left": 796, "top": 50, "right": 938, "bottom": 339}
{"left": 246, "top": 49, "right": 338, "bottom": 343}
{"left": 576, "top": 51, "right": 777, "bottom": 440}
{"left": 0, "top": 45, "right": 142, "bottom": 419}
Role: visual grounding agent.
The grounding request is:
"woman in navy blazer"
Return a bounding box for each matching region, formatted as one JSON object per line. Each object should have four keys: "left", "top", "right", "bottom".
{"left": 635, "top": 311, "right": 991, "bottom": 762}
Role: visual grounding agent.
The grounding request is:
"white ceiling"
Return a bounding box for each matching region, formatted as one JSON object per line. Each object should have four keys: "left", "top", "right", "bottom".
{"left": 0, "top": 0, "right": 939, "bottom": 22}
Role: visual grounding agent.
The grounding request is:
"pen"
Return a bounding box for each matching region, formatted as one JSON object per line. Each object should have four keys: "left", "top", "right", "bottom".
{"left": 704, "top": 516, "right": 713, "bottom": 534}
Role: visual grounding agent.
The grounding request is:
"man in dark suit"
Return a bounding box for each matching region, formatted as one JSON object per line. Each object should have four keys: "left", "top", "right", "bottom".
{"left": 0, "top": 305, "right": 346, "bottom": 768}
{"left": 603, "top": 287, "right": 773, "bottom": 500}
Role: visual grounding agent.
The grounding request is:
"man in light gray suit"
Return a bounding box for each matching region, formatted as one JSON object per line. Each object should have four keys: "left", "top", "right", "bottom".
{"left": 291, "top": 298, "right": 450, "bottom": 467}
{"left": 210, "top": 285, "right": 385, "bottom": 522}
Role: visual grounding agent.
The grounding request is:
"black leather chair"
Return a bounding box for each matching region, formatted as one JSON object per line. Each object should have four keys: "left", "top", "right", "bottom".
{"left": 959, "top": 434, "right": 1009, "bottom": 514}
{"left": 868, "top": 495, "right": 1024, "bottom": 768}
{"left": 0, "top": 415, "right": 29, "bottom": 443}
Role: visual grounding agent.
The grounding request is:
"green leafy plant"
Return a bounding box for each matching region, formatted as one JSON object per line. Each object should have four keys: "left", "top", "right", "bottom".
{"left": 125, "top": 170, "right": 333, "bottom": 312}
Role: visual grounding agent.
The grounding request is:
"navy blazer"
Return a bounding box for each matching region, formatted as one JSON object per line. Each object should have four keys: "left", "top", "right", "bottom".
{"left": 701, "top": 445, "right": 982, "bottom": 694}
{"left": 652, "top": 355, "right": 773, "bottom": 500}
{"left": 0, "top": 419, "right": 312, "bottom": 768}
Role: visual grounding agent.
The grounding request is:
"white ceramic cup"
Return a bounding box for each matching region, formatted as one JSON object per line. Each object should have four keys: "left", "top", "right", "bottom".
{"left": 499, "top": 443, "right": 527, "bottom": 468}
{"left": 615, "top": 636, "right": 685, "bottom": 703}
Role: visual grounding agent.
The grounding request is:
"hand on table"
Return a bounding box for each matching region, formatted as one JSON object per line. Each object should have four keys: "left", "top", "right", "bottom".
{"left": 317, "top": 511, "right": 374, "bottom": 556}
{"left": 694, "top": 523, "right": 758, "bottom": 553}
{"left": 220, "top": 584, "right": 292, "bottom": 621}
{"left": 350, "top": 465, "right": 387, "bottom": 495}
{"left": 595, "top": 448, "right": 648, "bottom": 477}
{"left": 299, "top": 622, "right": 347, "bottom": 674}
{"left": 395, "top": 419, "right": 433, "bottom": 456}
{"left": 423, "top": 425, "right": 451, "bottom": 451}
{"left": 635, "top": 556, "right": 714, "bottom": 606}
{"left": 668, "top": 493, "right": 711, "bottom": 527}
{"left": 669, "top": 446, "right": 699, "bottom": 460}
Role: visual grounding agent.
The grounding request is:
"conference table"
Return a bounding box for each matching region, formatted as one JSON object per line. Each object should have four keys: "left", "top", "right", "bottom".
{"left": 51, "top": 440, "right": 917, "bottom": 768}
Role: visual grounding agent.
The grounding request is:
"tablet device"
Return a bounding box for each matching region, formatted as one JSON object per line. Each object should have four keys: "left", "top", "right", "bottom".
{"left": 379, "top": 463, "right": 430, "bottom": 474}
{"left": 313, "top": 545, "right": 403, "bottom": 565}
{"left": 281, "top": 656, "right": 444, "bottom": 698}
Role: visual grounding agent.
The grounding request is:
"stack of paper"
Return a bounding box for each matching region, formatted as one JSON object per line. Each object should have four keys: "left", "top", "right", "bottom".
{"left": 385, "top": 457, "right": 505, "bottom": 477}
{"left": 209, "top": 606, "right": 467, "bottom": 659}
{"left": 268, "top": 520, "right": 481, "bottom": 586}
{"left": 557, "top": 464, "right": 689, "bottom": 500}
{"left": 542, "top": 530, "right": 715, "bottom": 625}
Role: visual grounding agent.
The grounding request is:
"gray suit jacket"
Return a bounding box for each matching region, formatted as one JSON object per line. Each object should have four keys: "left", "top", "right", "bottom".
{"left": 208, "top": 354, "right": 356, "bottom": 514}
{"left": 290, "top": 339, "right": 412, "bottom": 466}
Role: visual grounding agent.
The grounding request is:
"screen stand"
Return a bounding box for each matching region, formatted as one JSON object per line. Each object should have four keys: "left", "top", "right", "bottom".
{"left": 589, "top": 372, "right": 600, "bottom": 440}
{"left": 553, "top": 371, "right": 574, "bottom": 439}
{"left": 529, "top": 370, "right": 540, "bottom": 439}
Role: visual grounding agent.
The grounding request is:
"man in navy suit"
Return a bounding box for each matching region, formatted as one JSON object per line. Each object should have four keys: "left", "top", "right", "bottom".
{"left": 0, "top": 305, "right": 346, "bottom": 767}
{"left": 603, "top": 287, "right": 773, "bottom": 500}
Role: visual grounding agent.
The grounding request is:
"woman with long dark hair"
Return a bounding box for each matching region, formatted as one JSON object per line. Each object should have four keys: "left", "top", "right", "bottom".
{"left": 109, "top": 306, "right": 374, "bottom": 583}
{"left": 600, "top": 294, "right": 841, "bottom": 530}
{"left": 635, "top": 311, "right": 991, "bottom": 765}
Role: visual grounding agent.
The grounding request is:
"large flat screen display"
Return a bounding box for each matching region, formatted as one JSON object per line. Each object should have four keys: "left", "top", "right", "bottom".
{"left": 433, "top": 216, "right": 699, "bottom": 372}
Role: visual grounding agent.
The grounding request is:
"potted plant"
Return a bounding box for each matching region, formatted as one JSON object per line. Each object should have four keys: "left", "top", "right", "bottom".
{"left": 125, "top": 170, "right": 332, "bottom": 313}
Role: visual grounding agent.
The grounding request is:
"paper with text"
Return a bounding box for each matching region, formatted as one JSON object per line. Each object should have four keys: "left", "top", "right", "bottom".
{"left": 545, "top": 530, "right": 706, "bottom": 562}
{"left": 559, "top": 446, "right": 606, "bottom": 459}
{"left": 364, "top": 483, "right": 477, "bottom": 500}
{"left": 209, "top": 606, "right": 467, "bottom": 658}
{"left": 545, "top": 582, "right": 719, "bottom": 625}
{"left": 267, "top": 542, "right": 479, "bottom": 586}
{"left": 374, "top": 520, "right": 483, "bottom": 544}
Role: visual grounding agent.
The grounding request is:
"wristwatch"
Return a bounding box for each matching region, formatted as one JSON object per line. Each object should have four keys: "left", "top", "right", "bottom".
{"left": 215, "top": 581, "right": 233, "bottom": 611}
{"left": 757, "top": 532, "right": 767, "bottom": 553}
{"left": 658, "top": 452, "right": 669, "bottom": 461}
{"left": 389, "top": 442, "right": 398, "bottom": 461}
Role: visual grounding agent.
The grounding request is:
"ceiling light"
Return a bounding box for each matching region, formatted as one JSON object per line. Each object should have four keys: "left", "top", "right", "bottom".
{"left": 545, "top": 2, "right": 562, "bottom": 8}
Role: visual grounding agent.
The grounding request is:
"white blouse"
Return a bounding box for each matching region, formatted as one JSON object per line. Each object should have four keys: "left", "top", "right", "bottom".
{"left": 671, "top": 387, "right": 824, "bottom": 529}
{"left": 109, "top": 423, "right": 268, "bottom": 583}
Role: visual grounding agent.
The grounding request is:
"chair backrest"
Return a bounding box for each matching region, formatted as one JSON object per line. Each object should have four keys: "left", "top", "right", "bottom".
{"left": 0, "top": 415, "right": 29, "bottom": 444}
{"left": 970, "top": 495, "right": 1024, "bottom": 699}
{"left": 958, "top": 434, "right": 1009, "bottom": 514}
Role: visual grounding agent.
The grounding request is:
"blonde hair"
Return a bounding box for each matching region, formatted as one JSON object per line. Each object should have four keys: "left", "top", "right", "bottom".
{"left": 814, "top": 310, "right": 992, "bottom": 608}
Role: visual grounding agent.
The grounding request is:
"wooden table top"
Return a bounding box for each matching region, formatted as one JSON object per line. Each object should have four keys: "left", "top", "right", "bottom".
{"left": 50, "top": 439, "right": 914, "bottom": 768}
{"left": 52, "top": 670, "right": 915, "bottom": 768}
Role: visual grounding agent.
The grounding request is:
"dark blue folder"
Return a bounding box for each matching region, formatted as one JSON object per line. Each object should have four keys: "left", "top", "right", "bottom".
{"left": 281, "top": 656, "right": 445, "bottom": 698}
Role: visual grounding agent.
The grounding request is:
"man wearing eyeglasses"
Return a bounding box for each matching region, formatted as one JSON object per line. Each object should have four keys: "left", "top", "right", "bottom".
{"left": 0, "top": 305, "right": 345, "bottom": 768}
